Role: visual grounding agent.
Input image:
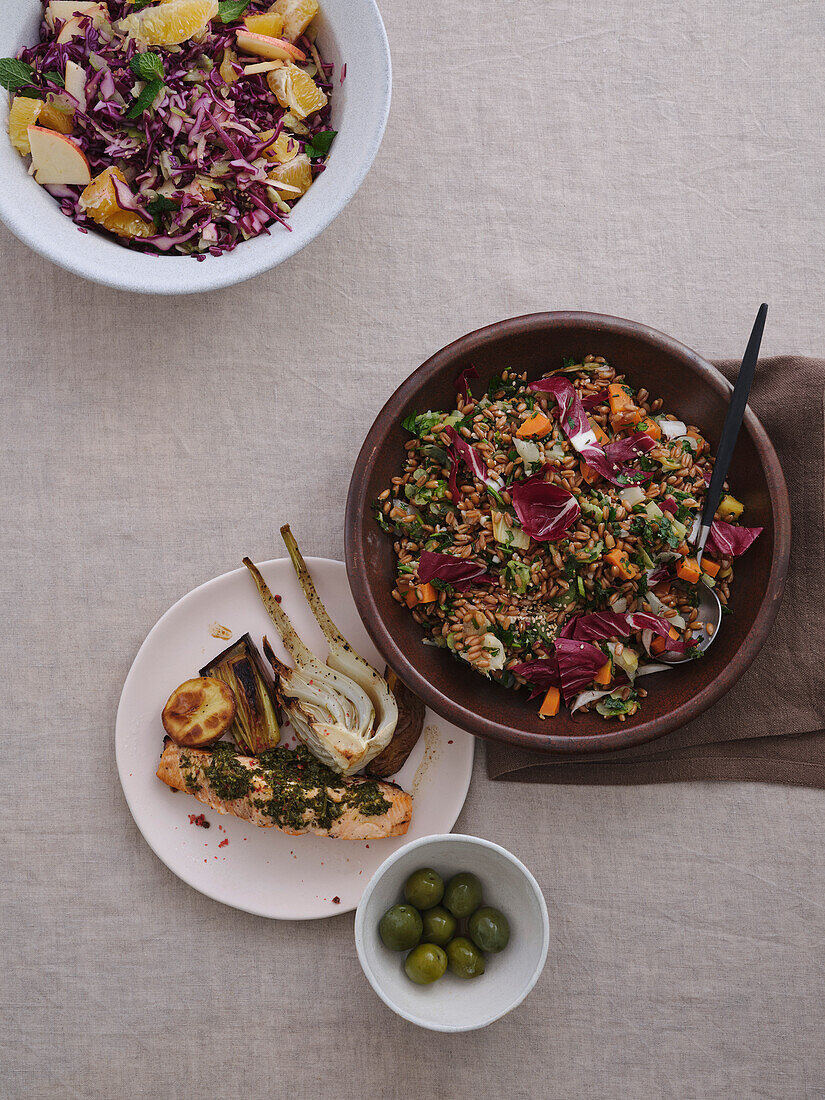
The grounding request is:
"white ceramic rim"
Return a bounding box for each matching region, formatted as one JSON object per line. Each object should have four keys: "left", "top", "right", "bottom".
{"left": 354, "top": 833, "right": 550, "bottom": 1032}
{"left": 0, "top": 1, "right": 391, "bottom": 294}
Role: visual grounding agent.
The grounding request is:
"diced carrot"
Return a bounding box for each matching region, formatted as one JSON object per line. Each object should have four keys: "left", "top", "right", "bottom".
{"left": 650, "top": 635, "right": 667, "bottom": 655}
{"left": 701, "top": 558, "right": 720, "bottom": 578}
{"left": 538, "top": 686, "right": 560, "bottom": 718}
{"left": 607, "top": 382, "right": 635, "bottom": 412}
{"left": 594, "top": 660, "right": 612, "bottom": 686}
{"left": 676, "top": 557, "right": 701, "bottom": 584}
{"left": 580, "top": 459, "right": 600, "bottom": 485}
{"left": 516, "top": 412, "right": 553, "bottom": 439}
{"left": 405, "top": 582, "right": 437, "bottom": 607}
{"left": 589, "top": 418, "right": 609, "bottom": 445}
{"left": 634, "top": 416, "right": 662, "bottom": 441}
{"left": 605, "top": 548, "right": 635, "bottom": 580}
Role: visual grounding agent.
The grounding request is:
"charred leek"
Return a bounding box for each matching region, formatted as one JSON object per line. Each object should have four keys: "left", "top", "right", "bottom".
{"left": 200, "top": 633, "right": 281, "bottom": 755}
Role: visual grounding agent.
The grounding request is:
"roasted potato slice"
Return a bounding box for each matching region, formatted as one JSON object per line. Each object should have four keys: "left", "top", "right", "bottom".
{"left": 161, "top": 676, "right": 236, "bottom": 747}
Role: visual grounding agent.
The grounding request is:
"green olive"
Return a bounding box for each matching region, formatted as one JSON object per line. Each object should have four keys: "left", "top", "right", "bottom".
{"left": 446, "top": 936, "right": 486, "bottom": 979}
{"left": 420, "top": 905, "right": 457, "bottom": 947}
{"left": 403, "top": 867, "right": 444, "bottom": 910}
{"left": 468, "top": 906, "right": 510, "bottom": 953}
{"left": 443, "top": 871, "right": 482, "bottom": 918}
{"left": 379, "top": 904, "right": 423, "bottom": 951}
{"left": 404, "top": 943, "right": 448, "bottom": 985}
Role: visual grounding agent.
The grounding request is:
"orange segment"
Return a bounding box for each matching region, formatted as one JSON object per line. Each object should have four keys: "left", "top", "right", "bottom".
{"left": 39, "top": 101, "right": 75, "bottom": 134}
{"left": 268, "top": 152, "right": 312, "bottom": 198}
{"left": 244, "top": 11, "right": 284, "bottom": 36}
{"left": 267, "top": 63, "right": 326, "bottom": 119}
{"left": 272, "top": 0, "right": 318, "bottom": 42}
{"left": 258, "top": 129, "right": 300, "bottom": 163}
{"left": 79, "top": 166, "right": 155, "bottom": 239}
{"left": 8, "top": 97, "right": 44, "bottom": 155}
{"left": 121, "top": 0, "right": 218, "bottom": 45}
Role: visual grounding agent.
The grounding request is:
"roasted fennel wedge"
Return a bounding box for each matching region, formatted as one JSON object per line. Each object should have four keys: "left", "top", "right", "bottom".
{"left": 242, "top": 552, "right": 396, "bottom": 775}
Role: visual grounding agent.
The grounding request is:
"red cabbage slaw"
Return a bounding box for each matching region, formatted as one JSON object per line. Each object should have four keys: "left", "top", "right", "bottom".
{"left": 10, "top": 2, "right": 337, "bottom": 256}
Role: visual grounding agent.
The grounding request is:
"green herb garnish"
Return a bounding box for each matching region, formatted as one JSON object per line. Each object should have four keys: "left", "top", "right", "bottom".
{"left": 0, "top": 58, "right": 35, "bottom": 93}
{"left": 305, "top": 129, "right": 337, "bottom": 159}
{"left": 130, "top": 52, "right": 165, "bottom": 83}
{"left": 126, "top": 77, "right": 164, "bottom": 119}
{"left": 218, "top": 0, "right": 251, "bottom": 22}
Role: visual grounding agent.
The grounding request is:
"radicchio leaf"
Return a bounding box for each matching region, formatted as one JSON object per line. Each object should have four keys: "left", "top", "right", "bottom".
{"left": 510, "top": 466, "right": 581, "bottom": 541}
{"left": 571, "top": 610, "right": 689, "bottom": 653}
{"left": 527, "top": 377, "right": 654, "bottom": 486}
{"left": 417, "top": 550, "right": 494, "bottom": 591}
{"left": 444, "top": 426, "right": 502, "bottom": 504}
{"left": 510, "top": 658, "right": 560, "bottom": 700}
{"left": 455, "top": 365, "right": 479, "bottom": 403}
{"left": 706, "top": 520, "right": 762, "bottom": 557}
{"left": 581, "top": 387, "right": 609, "bottom": 410}
{"left": 554, "top": 637, "right": 611, "bottom": 702}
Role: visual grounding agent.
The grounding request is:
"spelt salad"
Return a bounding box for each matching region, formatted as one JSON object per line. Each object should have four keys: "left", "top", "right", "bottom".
{"left": 376, "top": 357, "right": 763, "bottom": 723}
{"left": 2, "top": 0, "right": 337, "bottom": 256}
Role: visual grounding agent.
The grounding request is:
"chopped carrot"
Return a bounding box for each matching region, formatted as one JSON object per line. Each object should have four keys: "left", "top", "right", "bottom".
{"left": 580, "top": 459, "right": 600, "bottom": 485}
{"left": 701, "top": 558, "right": 720, "bottom": 578}
{"left": 538, "top": 686, "right": 560, "bottom": 718}
{"left": 405, "top": 582, "right": 437, "bottom": 607}
{"left": 589, "top": 418, "right": 609, "bottom": 445}
{"left": 634, "top": 416, "right": 662, "bottom": 441}
{"left": 605, "top": 548, "right": 635, "bottom": 580}
{"left": 607, "top": 382, "right": 635, "bottom": 412}
{"left": 594, "top": 660, "right": 612, "bottom": 686}
{"left": 651, "top": 625, "right": 679, "bottom": 654}
{"left": 516, "top": 412, "right": 553, "bottom": 439}
{"left": 676, "top": 557, "right": 701, "bottom": 584}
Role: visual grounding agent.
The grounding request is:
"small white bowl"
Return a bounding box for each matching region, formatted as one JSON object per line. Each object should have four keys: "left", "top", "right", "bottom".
{"left": 0, "top": 1, "right": 390, "bottom": 294}
{"left": 355, "top": 834, "right": 549, "bottom": 1032}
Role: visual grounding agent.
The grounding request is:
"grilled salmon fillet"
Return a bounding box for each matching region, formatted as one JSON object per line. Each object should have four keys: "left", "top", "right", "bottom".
{"left": 157, "top": 739, "right": 412, "bottom": 839}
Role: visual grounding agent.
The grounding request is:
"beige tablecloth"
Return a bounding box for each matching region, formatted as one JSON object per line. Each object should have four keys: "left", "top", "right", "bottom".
{"left": 3, "top": 2, "right": 825, "bottom": 1097}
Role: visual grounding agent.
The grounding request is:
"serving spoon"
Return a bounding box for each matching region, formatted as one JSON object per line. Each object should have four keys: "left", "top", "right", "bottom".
{"left": 661, "top": 303, "right": 768, "bottom": 664}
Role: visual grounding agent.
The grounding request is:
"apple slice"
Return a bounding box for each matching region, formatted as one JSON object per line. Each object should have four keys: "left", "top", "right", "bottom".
{"left": 64, "top": 60, "right": 87, "bottom": 109}
{"left": 47, "top": 2, "right": 106, "bottom": 42}
{"left": 27, "top": 126, "right": 91, "bottom": 186}
{"left": 235, "top": 29, "right": 306, "bottom": 63}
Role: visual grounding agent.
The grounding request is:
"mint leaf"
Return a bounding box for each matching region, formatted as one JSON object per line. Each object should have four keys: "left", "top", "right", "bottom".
{"left": 146, "top": 195, "right": 178, "bottom": 223}
{"left": 218, "top": 0, "right": 251, "bottom": 22}
{"left": 0, "top": 58, "right": 34, "bottom": 92}
{"left": 130, "top": 52, "right": 165, "bottom": 82}
{"left": 43, "top": 69, "right": 65, "bottom": 87}
{"left": 125, "top": 77, "right": 163, "bottom": 119}
{"left": 304, "top": 129, "right": 337, "bottom": 159}
{"left": 130, "top": 0, "right": 155, "bottom": 9}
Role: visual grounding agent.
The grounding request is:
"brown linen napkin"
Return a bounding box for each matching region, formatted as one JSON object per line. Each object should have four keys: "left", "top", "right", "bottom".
{"left": 487, "top": 356, "right": 825, "bottom": 786}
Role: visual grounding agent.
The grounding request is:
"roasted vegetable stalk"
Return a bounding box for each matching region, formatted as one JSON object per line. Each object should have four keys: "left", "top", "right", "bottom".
{"left": 243, "top": 542, "right": 397, "bottom": 775}
{"left": 200, "top": 633, "right": 280, "bottom": 754}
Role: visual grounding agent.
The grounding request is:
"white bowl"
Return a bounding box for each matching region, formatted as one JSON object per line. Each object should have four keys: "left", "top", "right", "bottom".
{"left": 354, "top": 834, "right": 549, "bottom": 1032}
{"left": 0, "top": 2, "right": 390, "bottom": 294}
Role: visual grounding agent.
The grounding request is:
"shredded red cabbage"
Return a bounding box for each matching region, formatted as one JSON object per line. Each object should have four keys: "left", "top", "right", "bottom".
{"left": 417, "top": 551, "right": 494, "bottom": 590}
{"left": 14, "top": 1, "right": 337, "bottom": 256}
{"left": 510, "top": 466, "right": 581, "bottom": 541}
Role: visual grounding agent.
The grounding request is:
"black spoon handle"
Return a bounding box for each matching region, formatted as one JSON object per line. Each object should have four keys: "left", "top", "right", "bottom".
{"left": 696, "top": 303, "right": 768, "bottom": 556}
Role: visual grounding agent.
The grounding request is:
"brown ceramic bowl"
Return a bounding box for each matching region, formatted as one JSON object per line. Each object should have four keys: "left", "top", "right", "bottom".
{"left": 345, "top": 312, "right": 790, "bottom": 753}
